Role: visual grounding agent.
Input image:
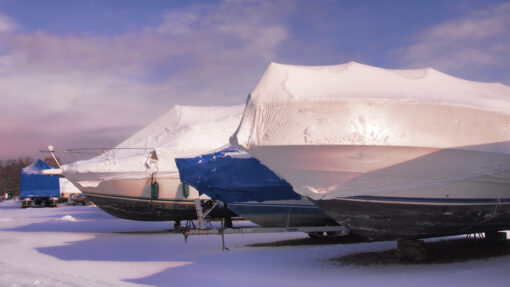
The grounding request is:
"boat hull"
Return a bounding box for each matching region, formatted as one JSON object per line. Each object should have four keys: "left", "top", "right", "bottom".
{"left": 248, "top": 145, "right": 510, "bottom": 239}
{"left": 249, "top": 145, "right": 510, "bottom": 199}
{"left": 64, "top": 175, "right": 235, "bottom": 221}
{"left": 84, "top": 192, "right": 234, "bottom": 221}
{"left": 227, "top": 198, "right": 338, "bottom": 227}
{"left": 231, "top": 68, "right": 510, "bottom": 240}
{"left": 313, "top": 197, "right": 510, "bottom": 240}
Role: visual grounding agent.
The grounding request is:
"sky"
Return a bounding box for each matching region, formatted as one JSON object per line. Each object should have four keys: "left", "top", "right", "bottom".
{"left": 0, "top": 0, "right": 509, "bottom": 161}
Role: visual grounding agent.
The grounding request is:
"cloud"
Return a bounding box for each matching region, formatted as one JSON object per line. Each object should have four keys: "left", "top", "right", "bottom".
{"left": 0, "top": 13, "right": 17, "bottom": 32}
{"left": 0, "top": 1, "right": 293, "bottom": 159}
{"left": 0, "top": 1, "right": 292, "bottom": 76}
{"left": 394, "top": 2, "right": 510, "bottom": 83}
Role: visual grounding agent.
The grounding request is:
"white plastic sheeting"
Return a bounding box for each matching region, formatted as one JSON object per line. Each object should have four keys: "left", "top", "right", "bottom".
{"left": 232, "top": 62, "right": 510, "bottom": 150}
{"left": 59, "top": 178, "right": 82, "bottom": 194}
{"left": 230, "top": 62, "right": 510, "bottom": 200}
{"left": 63, "top": 105, "right": 244, "bottom": 181}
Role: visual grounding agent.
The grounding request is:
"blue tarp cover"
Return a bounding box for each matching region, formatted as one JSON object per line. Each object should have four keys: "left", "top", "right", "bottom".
{"left": 175, "top": 147, "right": 300, "bottom": 203}
{"left": 20, "top": 159, "right": 60, "bottom": 199}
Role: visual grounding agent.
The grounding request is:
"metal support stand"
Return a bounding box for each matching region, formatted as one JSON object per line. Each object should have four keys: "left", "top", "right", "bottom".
{"left": 174, "top": 220, "right": 181, "bottom": 232}
{"left": 183, "top": 199, "right": 349, "bottom": 250}
{"left": 221, "top": 219, "right": 229, "bottom": 251}
{"left": 194, "top": 198, "right": 217, "bottom": 230}
{"left": 47, "top": 145, "right": 62, "bottom": 168}
{"left": 194, "top": 199, "right": 205, "bottom": 229}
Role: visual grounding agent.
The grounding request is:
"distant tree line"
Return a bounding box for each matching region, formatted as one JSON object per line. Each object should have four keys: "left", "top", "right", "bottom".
{"left": 0, "top": 157, "right": 59, "bottom": 198}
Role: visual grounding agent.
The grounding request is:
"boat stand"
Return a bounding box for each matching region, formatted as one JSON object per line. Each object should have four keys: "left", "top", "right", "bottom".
{"left": 182, "top": 199, "right": 350, "bottom": 251}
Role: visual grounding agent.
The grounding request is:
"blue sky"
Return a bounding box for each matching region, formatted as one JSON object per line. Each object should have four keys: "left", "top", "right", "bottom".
{"left": 0, "top": 0, "right": 509, "bottom": 160}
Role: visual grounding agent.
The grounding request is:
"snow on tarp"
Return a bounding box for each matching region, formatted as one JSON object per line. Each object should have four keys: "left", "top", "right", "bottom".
{"left": 231, "top": 61, "right": 510, "bottom": 150}
{"left": 175, "top": 146, "right": 300, "bottom": 203}
{"left": 20, "top": 159, "right": 60, "bottom": 199}
{"left": 62, "top": 105, "right": 244, "bottom": 182}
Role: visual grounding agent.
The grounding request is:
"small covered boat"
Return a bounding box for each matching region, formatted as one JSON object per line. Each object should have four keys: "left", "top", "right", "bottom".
{"left": 176, "top": 146, "right": 338, "bottom": 227}
{"left": 231, "top": 62, "right": 510, "bottom": 240}
{"left": 61, "top": 105, "right": 244, "bottom": 222}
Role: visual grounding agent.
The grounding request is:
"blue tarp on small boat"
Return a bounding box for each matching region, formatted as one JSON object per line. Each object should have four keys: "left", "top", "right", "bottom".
{"left": 175, "top": 147, "right": 300, "bottom": 203}
{"left": 20, "top": 159, "right": 60, "bottom": 199}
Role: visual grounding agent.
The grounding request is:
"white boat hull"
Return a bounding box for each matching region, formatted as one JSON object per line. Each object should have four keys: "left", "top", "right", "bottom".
{"left": 236, "top": 100, "right": 510, "bottom": 240}
{"left": 250, "top": 145, "right": 510, "bottom": 200}
{"left": 248, "top": 144, "right": 510, "bottom": 239}
{"left": 64, "top": 174, "right": 235, "bottom": 221}
{"left": 230, "top": 62, "right": 510, "bottom": 240}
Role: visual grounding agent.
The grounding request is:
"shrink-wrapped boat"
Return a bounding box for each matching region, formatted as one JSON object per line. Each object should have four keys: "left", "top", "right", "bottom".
{"left": 231, "top": 62, "right": 510, "bottom": 240}
{"left": 61, "top": 105, "right": 243, "bottom": 222}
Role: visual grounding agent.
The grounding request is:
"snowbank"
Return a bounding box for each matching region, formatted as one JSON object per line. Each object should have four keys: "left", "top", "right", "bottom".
{"left": 1, "top": 200, "right": 510, "bottom": 287}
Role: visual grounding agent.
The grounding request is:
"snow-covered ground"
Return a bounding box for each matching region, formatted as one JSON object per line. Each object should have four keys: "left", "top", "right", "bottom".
{"left": 1, "top": 200, "right": 509, "bottom": 287}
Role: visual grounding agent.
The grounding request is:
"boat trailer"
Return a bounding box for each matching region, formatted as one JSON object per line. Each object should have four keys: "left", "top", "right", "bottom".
{"left": 182, "top": 199, "right": 350, "bottom": 251}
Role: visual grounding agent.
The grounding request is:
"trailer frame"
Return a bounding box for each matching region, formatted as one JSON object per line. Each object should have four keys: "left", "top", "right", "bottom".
{"left": 182, "top": 199, "right": 349, "bottom": 251}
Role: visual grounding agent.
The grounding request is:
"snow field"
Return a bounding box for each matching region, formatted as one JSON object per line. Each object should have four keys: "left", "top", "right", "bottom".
{"left": 1, "top": 200, "right": 509, "bottom": 287}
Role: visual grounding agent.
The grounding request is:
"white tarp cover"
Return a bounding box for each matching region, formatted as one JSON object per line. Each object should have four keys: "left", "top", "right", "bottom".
{"left": 59, "top": 178, "right": 82, "bottom": 194}
{"left": 231, "top": 62, "right": 510, "bottom": 149}
{"left": 63, "top": 105, "right": 244, "bottom": 181}
{"left": 230, "top": 62, "right": 510, "bottom": 200}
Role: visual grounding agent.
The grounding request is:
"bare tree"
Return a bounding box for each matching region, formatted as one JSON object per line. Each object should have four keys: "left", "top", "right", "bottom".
{"left": 0, "top": 157, "right": 33, "bottom": 197}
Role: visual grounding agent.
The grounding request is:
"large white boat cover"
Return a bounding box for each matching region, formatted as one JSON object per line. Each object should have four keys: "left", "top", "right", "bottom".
{"left": 231, "top": 62, "right": 510, "bottom": 149}
{"left": 63, "top": 105, "right": 244, "bottom": 181}
{"left": 230, "top": 62, "right": 510, "bottom": 200}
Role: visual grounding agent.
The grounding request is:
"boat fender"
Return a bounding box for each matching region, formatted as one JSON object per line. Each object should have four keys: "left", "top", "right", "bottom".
{"left": 151, "top": 181, "right": 159, "bottom": 200}
{"left": 182, "top": 183, "right": 189, "bottom": 198}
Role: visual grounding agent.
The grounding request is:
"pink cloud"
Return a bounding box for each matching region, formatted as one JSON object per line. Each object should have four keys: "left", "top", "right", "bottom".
{"left": 394, "top": 2, "right": 510, "bottom": 79}
{"left": 0, "top": 13, "right": 17, "bottom": 32}
{"left": 0, "top": 1, "right": 293, "bottom": 160}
